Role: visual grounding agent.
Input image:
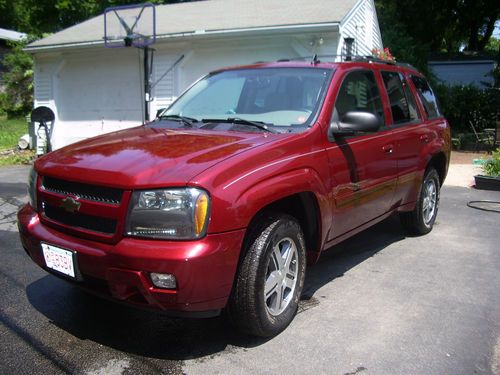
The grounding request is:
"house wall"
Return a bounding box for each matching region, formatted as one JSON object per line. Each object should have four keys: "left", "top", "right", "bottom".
{"left": 33, "top": 33, "right": 340, "bottom": 149}
{"left": 34, "top": 48, "right": 143, "bottom": 149}
{"left": 338, "top": 0, "right": 382, "bottom": 57}
{"left": 150, "top": 34, "right": 340, "bottom": 116}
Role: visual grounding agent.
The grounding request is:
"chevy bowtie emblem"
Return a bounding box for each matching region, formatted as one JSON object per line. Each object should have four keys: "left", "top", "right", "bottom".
{"left": 60, "top": 197, "right": 81, "bottom": 213}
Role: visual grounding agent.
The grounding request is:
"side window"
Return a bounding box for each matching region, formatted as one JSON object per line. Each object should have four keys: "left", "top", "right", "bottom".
{"left": 381, "top": 71, "right": 419, "bottom": 124}
{"left": 335, "top": 70, "right": 384, "bottom": 124}
{"left": 410, "top": 75, "right": 441, "bottom": 119}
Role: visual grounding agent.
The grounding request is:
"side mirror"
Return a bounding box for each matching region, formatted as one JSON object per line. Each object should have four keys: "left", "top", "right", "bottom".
{"left": 156, "top": 108, "right": 166, "bottom": 118}
{"left": 330, "top": 111, "right": 381, "bottom": 137}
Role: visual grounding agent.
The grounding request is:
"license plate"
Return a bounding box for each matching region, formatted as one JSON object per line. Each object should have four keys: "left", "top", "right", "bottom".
{"left": 41, "top": 243, "right": 76, "bottom": 278}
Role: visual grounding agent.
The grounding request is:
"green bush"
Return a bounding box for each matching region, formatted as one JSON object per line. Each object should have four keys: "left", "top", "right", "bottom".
{"left": 435, "top": 84, "right": 500, "bottom": 135}
{"left": 483, "top": 148, "right": 500, "bottom": 177}
{"left": 0, "top": 38, "right": 34, "bottom": 118}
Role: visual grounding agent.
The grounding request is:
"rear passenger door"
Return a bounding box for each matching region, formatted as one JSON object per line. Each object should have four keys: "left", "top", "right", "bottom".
{"left": 380, "top": 71, "right": 432, "bottom": 207}
{"left": 326, "top": 69, "right": 397, "bottom": 239}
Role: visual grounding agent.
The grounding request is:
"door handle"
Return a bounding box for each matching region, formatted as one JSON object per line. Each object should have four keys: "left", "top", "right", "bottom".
{"left": 382, "top": 144, "right": 394, "bottom": 154}
{"left": 420, "top": 134, "right": 430, "bottom": 143}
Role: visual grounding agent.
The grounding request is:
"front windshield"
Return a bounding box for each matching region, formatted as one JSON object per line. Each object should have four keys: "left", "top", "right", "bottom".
{"left": 163, "top": 67, "right": 332, "bottom": 130}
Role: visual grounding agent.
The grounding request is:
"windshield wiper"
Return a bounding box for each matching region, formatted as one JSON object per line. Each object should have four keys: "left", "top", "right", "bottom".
{"left": 201, "top": 117, "right": 277, "bottom": 133}
{"left": 158, "top": 114, "right": 198, "bottom": 128}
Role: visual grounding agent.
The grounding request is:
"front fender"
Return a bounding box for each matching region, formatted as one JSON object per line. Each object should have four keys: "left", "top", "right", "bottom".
{"left": 209, "top": 167, "right": 331, "bottom": 236}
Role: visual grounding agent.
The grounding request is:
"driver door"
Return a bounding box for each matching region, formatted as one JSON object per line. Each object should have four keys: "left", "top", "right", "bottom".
{"left": 326, "top": 68, "right": 397, "bottom": 239}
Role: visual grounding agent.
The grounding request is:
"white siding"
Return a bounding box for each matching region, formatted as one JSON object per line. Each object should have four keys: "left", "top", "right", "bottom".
{"left": 33, "top": 56, "right": 60, "bottom": 109}
{"left": 152, "top": 54, "right": 178, "bottom": 110}
{"left": 32, "top": 48, "right": 144, "bottom": 149}
{"left": 34, "top": 69, "right": 52, "bottom": 105}
{"left": 32, "top": 32, "right": 347, "bottom": 149}
{"left": 340, "top": 0, "right": 383, "bottom": 58}
{"left": 370, "top": 0, "right": 383, "bottom": 49}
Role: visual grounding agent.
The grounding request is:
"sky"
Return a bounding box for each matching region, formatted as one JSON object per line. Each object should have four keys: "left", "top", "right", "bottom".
{"left": 494, "top": 20, "right": 500, "bottom": 38}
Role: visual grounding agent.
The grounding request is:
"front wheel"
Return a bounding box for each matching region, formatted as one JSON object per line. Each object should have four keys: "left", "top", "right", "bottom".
{"left": 400, "top": 167, "right": 440, "bottom": 235}
{"left": 229, "top": 214, "right": 306, "bottom": 337}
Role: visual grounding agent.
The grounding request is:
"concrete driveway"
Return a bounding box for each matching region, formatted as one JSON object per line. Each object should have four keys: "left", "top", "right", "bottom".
{"left": 1, "top": 165, "right": 499, "bottom": 375}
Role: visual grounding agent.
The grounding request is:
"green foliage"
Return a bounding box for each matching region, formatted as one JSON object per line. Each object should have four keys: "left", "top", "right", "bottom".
{"left": 0, "top": 151, "right": 34, "bottom": 166}
{"left": 485, "top": 37, "right": 500, "bottom": 57}
{"left": 0, "top": 39, "right": 34, "bottom": 118}
{"left": 0, "top": 115, "right": 34, "bottom": 166}
{"left": 375, "top": 0, "right": 500, "bottom": 74}
{"left": 435, "top": 84, "right": 500, "bottom": 134}
{"left": 483, "top": 148, "right": 500, "bottom": 177}
{"left": 0, "top": 116, "right": 28, "bottom": 151}
{"left": 375, "top": 0, "right": 429, "bottom": 73}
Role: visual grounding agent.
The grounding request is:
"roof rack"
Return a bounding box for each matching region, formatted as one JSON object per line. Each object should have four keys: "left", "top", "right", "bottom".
{"left": 353, "top": 56, "right": 418, "bottom": 70}
{"left": 258, "top": 55, "right": 419, "bottom": 71}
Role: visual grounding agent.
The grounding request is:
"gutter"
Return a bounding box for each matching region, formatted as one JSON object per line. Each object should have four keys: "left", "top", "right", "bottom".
{"left": 24, "top": 22, "right": 340, "bottom": 53}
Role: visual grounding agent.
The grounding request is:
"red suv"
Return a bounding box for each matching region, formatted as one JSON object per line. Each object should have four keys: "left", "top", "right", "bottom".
{"left": 18, "top": 59, "right": 450, "bottom": 337}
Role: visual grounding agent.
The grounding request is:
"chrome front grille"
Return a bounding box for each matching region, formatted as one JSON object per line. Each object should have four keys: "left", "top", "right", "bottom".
{"left": 42, "top": 176, "right": 123, "bottom": 205}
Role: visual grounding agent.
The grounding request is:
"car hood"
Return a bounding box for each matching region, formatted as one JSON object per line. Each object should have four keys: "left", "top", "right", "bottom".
{"left": 35, "top": 126, "right": 278, "bottom": 188}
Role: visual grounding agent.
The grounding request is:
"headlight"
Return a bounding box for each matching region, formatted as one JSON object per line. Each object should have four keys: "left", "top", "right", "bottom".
{"left": 28, "top": 167, "right": 38, "bottom": 211}
{"left": 125, "top": 188, "right": 210, "bottom": 239}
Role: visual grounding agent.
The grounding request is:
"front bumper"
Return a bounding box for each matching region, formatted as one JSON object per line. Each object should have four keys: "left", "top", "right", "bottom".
{"left": 17, "top": 204, "right": 245, "bottom": 316}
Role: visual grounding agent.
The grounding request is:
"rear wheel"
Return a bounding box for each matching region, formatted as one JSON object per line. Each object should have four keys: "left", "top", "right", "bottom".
{"left": 400, "top": 167, "right": 440, "bottom": 235}
{"left": 229, "top": 214, "right": 306, "bottom": 337}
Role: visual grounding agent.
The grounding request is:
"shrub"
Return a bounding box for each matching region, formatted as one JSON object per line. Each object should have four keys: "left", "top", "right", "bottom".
{"left": 483, "top": 148, "right": 500, "bottom": 177}
{"left": 435, "top": 84, "right": 500, "bottom": 135}
{"left": 0, "top": 38, "right": 34, "bottom": 118}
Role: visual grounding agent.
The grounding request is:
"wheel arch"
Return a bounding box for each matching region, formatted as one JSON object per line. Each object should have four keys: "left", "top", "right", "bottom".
{"left": 427, "top": 151, "right": 448, "bottom": 186}
{"left": 242, "top": 192, "right": 322, "bottom": 265}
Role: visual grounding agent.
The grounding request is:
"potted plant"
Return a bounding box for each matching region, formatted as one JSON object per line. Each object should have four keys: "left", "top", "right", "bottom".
{"left": 474, "top": 147, "right": 500, "bottom": 190}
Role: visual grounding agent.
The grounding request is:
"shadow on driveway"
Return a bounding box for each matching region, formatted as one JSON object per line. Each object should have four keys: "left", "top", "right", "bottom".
{"left": 25, "top": 215, "right": 407, "bottom": 360}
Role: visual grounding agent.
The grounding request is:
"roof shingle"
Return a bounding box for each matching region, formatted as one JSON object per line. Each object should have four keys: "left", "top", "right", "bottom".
{"left": 28, "top": 0, "right": 358, "bottom": 50}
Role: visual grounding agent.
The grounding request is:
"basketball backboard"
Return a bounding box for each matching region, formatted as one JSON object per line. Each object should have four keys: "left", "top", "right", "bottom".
{"left": 104, "top": 3, "right": 156, "bottom": 48}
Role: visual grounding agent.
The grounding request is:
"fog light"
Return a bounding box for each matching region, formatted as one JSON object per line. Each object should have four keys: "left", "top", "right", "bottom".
{"left": 150, "top": 273, "right": 177, "bottom": 289}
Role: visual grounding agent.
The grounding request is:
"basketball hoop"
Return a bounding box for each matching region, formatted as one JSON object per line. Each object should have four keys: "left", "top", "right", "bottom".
{"left": 104, "top": 3, "right": 156, "bottom": 122}
{"left": 104, "top": 3, "right": 156, "bottom": 48}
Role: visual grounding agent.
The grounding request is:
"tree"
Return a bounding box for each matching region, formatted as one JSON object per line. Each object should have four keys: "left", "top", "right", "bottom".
{"left": 375, "top": 0, "right": 500, "bottom": 65}
{"left": 459, "top": 0, "right": 500, "bottom": 52}
{"left": 0, "top": 38, "right": 34, "bottom": 118}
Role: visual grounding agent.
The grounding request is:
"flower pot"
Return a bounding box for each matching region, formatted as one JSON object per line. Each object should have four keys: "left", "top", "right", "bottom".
{"left": 474, "top": 175, "right": 500, "bottom": 191}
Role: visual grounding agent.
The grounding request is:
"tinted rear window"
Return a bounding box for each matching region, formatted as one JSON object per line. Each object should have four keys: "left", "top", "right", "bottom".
{"left": 381, "top": 71, "right": 419, "bottom": 124}
{"left": 410, "top": 76, "right": 441, "bottom": 119}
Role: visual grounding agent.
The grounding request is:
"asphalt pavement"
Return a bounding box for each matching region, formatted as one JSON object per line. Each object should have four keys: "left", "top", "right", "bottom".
{"left": 0, "top": 165, "right": 499, "bottom": 375}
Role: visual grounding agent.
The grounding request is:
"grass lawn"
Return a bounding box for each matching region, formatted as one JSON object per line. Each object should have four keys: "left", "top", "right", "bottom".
{"left": 0, "top": 116, "right": 27, "bottom": 150}
{"left": 0, "top": 115, "right": 34, "bottom": 166}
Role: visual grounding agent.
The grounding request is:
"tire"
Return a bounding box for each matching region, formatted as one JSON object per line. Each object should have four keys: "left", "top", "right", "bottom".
{"left": 400, "top": 167, "right": 440, "bottom": 235}
{"left": 229, "top": 214, "right": 306, "bottom": 337}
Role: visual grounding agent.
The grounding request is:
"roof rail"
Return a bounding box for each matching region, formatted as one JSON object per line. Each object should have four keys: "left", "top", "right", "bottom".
{"left": 353, "top": 56, "right": 397, "bottom": 65}
{"left": 353, "top": 56, "right": 419, "bottom": 70}
{"left": 259, "top": 55, "right": 419, "bottom": 71}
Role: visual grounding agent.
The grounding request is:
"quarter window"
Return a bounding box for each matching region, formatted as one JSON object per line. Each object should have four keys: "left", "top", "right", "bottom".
{"left": 335, "top": 70, "right": 384, "bottom": 124}
{"left": 381, "top": 71, "right": 419, "bottom": 124}
{"left": 410, "top": 76, "right": 441, "bottom": 119}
